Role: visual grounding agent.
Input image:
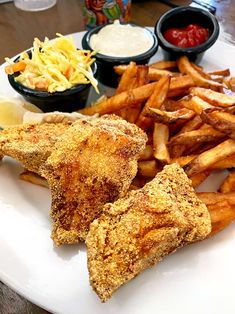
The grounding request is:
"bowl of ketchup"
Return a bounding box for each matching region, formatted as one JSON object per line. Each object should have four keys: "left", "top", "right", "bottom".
{"left": 155, "top": 6, "right": 219, "bottom": 63}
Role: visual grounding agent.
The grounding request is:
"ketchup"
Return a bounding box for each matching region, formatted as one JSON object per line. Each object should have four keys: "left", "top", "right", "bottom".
{"left": 164, "top": 24, "right": 209, "bottom": 48}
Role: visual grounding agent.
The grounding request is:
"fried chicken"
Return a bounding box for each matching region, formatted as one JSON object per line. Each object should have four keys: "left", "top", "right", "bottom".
{"left": 40, "top": 115, "right": 147, "bottom": 246}
{"left": 0, "top": 122, "right": 70, "bottom": 173}
{"left": 86, "top": 163, "right": 211, "bottom": 302}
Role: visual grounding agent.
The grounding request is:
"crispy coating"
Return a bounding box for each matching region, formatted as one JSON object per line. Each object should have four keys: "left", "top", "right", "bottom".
{"left": 86, "top": 163, "right": 211, "bottom": 302}
{"left": 0, "top": 123, "right": 70, "bottom": 173}
{"left": 40, "top": 115, "right": 147, "bottom": 246}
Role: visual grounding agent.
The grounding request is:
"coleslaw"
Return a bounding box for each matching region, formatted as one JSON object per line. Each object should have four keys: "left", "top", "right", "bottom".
{"left": 5, "top": 34, "right": 98, "bottom": 93}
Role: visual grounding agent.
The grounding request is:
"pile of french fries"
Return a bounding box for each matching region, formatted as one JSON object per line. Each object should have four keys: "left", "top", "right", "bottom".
{"left": 80, "top": 55, "right": 235, "bottom": 237}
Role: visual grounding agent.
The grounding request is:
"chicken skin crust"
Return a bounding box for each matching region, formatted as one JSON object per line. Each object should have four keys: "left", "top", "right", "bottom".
{"left": 41, "top": 115, "right": 147, "bottom": 246}
{"left": 86, "top": 163, "right": 211, "bottom": 302}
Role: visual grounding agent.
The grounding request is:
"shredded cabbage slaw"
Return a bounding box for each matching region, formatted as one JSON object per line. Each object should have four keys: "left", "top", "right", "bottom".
{"left": 5, "top": 34, "right": 98, "bottom": 93}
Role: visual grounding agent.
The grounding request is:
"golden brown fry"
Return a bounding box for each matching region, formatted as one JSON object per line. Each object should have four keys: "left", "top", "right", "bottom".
{"left": 116, "top": 61, "right": 137, "bottom": 95}
{"left": 177, "top": 56, "right": 222, "bottom": 91}
{"left": 169, "top": 127, "right": 225, "bottom": 146}
{"left": 178, "top": 115, "right": 203, "bottom": 134}
{"left": 210, "top": 75, "right": 224, "bottom": 83}
{"left": 209, "top": 68, "right": 230, "bottom": 77}
{"left": 201, "top": 110, "right": 235, "bottom": 139}
{"left": 150, "top": 60, "right": 177, "bottom": 70}
{"left": 219, "top": 170, "right": 235, "bottom": 193}
{"left": 161, "top": 99, "right": 184, "bottom": 111}
{"left": 80, "top": 82, "right": 157, "bottom": 115}
{"left": 19, "top": 171, "right": 49, "bottom": 188}
{"left": 138, "top": 160, "right": 159, "bottom": 177}
{"left": 168, "top": 75, "right": 195, "bottom": 97}
{"left": 207, "top": 200, "right": 235, "bottom": 236}
{"left": 124, "top": 65, "right": 149, "bottom": 123}
{"left": 180, "top": 96, "right": 213, "bottom": 114}
{"left": 153, "top": 123, "right": 170, "bottom": 164}
{"left": 138, "top": 144, "right": 153, "bottom": 160}
{"left": 147, "top": 107, "right": 195, "bottom": 124}
{"left": 114, "top": 64, "right": 175, "bottom": 80}
{"left": 115, "top": 62, "right": 139, "bottom": 119}
{"left": 136, "top": 75, "right": 171, "bottom": 130}
{"left": 171, "top": 155, "right": 196, "bottom": 167}
{"left": 184, "top": 139, "right": 235, "bottom": 177}
{"left": 148, "top": 68, "right": 178, "bottom": 81}
{"left": 197, "top": 192, "right": 235, "bottom": 206}
{"left": 228, "top": 77, "right": 235, "bottom": 92}
{"left": 190, "top": 63, "right": 212, "bottom": 80}
{"left": 190, "top": 170, "right": 211, "bottom": 188}
{"left": 210, "top": 154, "right": 235, "bottom": 169}
{"left": 169, "top": 144, "right": 186, "bottom": 158}
{"left": 190, "top": 87, "right": 235, "bottom": 107}
{"left": 187, "top": 140, "right": 224, "bottom": 156}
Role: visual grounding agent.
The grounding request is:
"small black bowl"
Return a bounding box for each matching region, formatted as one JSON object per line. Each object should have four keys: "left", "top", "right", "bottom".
{"left": 82, "top": 23, "right": 158, "bottom": 87}
{"left": 8, "top": 52, "right": 98, "bottom": 113}
{"left": 155, "top": 6, "right": 220, "bottom": 63}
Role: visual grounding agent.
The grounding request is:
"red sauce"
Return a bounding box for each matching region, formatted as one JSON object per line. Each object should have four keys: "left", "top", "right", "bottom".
{"left": 164, "top": 24, "right": 209, "bottom": 48}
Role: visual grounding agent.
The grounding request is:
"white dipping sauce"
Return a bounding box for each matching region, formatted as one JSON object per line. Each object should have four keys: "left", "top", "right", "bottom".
{"left": 89, "top": 20, "right": 154, "bottom": 58}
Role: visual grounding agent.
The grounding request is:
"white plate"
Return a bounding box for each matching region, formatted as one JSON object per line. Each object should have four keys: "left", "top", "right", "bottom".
{"left": 0, "top": 31, "right": 235, "bottom": 314}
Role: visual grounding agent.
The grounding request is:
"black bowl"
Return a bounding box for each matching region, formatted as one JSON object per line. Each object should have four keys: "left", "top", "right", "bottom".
{"left": 8, "top": 52, "right": 98, "bottom": 113}
{"left": 155, "top": 6, "right": 220, "bottom": 63}
{"left": 82, "top": 23, "right": 158, "bottom": 87}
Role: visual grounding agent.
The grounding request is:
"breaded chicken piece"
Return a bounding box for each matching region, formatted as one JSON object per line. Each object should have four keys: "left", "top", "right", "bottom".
{"left": 40, "top": 115, "right": 147, "bottom": 246}
{"left": 86, "top": 163, "right": 211, "bottom": 302}
{"left": 0, "top": 123, "right": 70, "bottom": 173}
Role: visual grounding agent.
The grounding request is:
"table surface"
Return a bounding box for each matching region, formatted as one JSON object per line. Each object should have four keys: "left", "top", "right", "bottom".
{"left": 0, "top": 0, "right": 234, "bottom": 313}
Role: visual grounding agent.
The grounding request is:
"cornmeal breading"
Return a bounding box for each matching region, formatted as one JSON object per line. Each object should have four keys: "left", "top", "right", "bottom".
{"left": 0, "top": 122, "right": 70, "bottom": 173}
{"left": 40, "top": 115, "right": 147, "bottom": 245}
{"left": 86, "top": 163, "right": 211, "bottom": 302}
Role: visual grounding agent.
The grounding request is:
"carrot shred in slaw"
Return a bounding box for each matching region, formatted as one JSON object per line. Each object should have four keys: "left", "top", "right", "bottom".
{"left": 5, "top": 34, "right": 98, "bottom": 94}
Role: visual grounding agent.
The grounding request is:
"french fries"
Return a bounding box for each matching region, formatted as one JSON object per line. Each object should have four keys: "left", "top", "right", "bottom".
{"left": 197, "top": 192, "right": 235, "bottom": 206}
{"left": 136, "top": 75, "right": 170, "bottom": 130}
{"left": 219, "top": 170, "right": 235, "bottom": 193}
{"left": 201, "top": 110, "right": 235, "bottom": 139}
{"left": 139, "top": 144, "right": 153, "bottom": 161}
{"left": 150, "top": 60, "right": 177, "bottom": 70}
{"left": 147, "top": 107, "right": 195, "bottom": 124}
{"left": 190, "top": 87, "right": 235, "bottom": 107}
{"left": 115, "top": 61, "right": 137, "bottom": 95}
{"left": 170, "top": 127, "right": 225, "bottom": 146}
{"left": 177, "top": 56, "right": 222, "bottom": 91}
{"left": 114, "top": 64, "right": 175, "bottom": 81}
{"left": 178, "top": 115, "right": 203, "bottom": 134}
{"left": 80, "top": 55, "right": 235, "bottom": 238}
{"left": 207, "top": 200, "right": 235, "bottom": 236}
{"left": 210, "top": 154, "right": 235, "bottom": 169}
{"left": 184, "top": 139, "right": 235, "bottom": 177}
{"left": 80, "top": 82, "right": 157, "bottom": 115}
{"left": 138, "top": 160, "right": 159, "bottom": 178}
{"left": 153, "top": 123, "right": 170, "bottom": 164}
{"left": 190, "top": 170, "right": 211, "bottom": 188}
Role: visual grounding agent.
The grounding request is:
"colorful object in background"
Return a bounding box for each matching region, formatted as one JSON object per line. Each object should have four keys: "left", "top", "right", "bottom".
{"left": 83, "top": 0, "right": 131, "bottom": 29}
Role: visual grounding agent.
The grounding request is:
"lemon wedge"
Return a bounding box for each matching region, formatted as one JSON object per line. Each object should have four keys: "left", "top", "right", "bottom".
{"left": 0, "top": 97, "right": 42, "bottom": 128}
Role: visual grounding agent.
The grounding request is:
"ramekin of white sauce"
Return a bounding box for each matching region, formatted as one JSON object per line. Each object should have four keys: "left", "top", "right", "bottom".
{"left": 89, "top": 20, "right": 154, "bottom": 58}
{"left": 82, "top": 21, "right": 158, "bottom": 87}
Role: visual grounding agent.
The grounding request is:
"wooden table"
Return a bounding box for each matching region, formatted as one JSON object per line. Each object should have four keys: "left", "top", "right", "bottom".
{"left": 0, "top": 0, "right": 234, "bottom": 313}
